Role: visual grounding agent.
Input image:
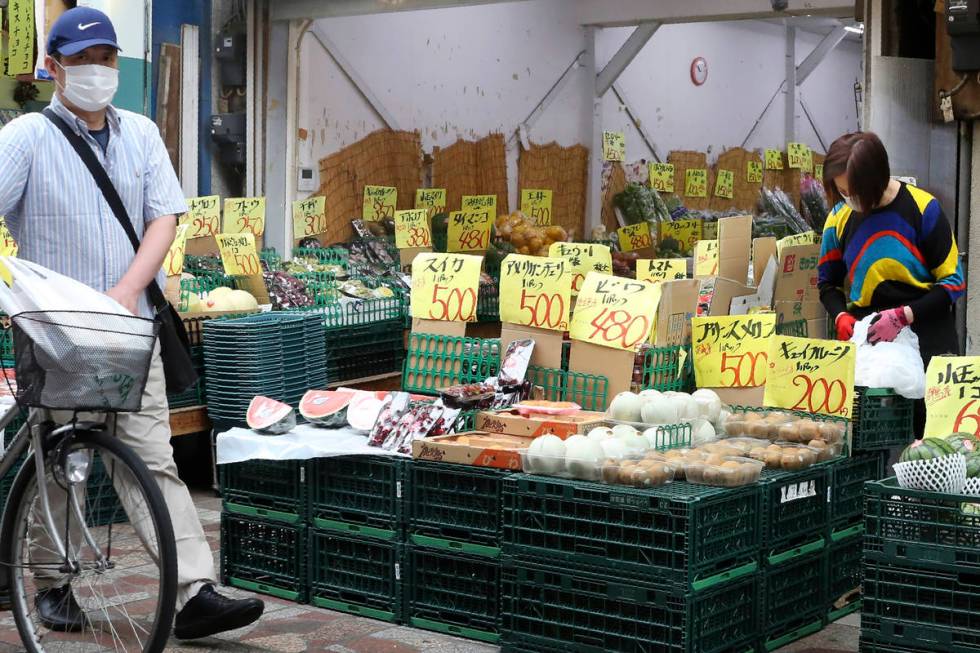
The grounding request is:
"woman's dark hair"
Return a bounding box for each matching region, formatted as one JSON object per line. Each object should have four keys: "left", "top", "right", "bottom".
{"left": 822, "top": 131, "right": 890, "bottom": 213}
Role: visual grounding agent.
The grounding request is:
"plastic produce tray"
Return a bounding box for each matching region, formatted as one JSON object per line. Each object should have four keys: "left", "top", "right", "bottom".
{"left": 501, "top": 559, "right": 759, "bottom": 653}
{"left": 827, "top": 524, "right": 865, "bottom": 621}
{"left": 761, "top": 465, "right": 830, "bottom": 553}
{"left": 220, "top": 513, "right": 307, "bottom": 603}
{"left": 402, "top": 334, "right": 500, "bottom": 395}
{"left": 309, "top": 456, "right": 402, "bottom": 539}
{"left": 830, "top": 452, "right": 886, "bottom": 530}
{"left": 502, "top": 474, "right": 761, "bottom": 591}
{"left": 760, "top": 545, "right": 827, "bottom": 651}
{"left": 219, "top": 459, "right": 308, "bottom": 524}
{"left": 525, "top": 365, "right": 609, "bottom": 412}
{"left": 852, "top": 387, "right": 914, "bottom": 450}
{"left": 308, "top": 527, "right": 402, "bottom": 622}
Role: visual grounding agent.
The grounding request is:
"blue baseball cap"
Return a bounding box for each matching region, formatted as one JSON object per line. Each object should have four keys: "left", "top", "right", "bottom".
{"left": 46, "top": 7, "right": 120, "bottom": 56}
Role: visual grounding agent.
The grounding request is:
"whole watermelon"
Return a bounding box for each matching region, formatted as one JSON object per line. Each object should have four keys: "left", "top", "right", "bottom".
{"left": 946, "top": 432, "right": 980, "bottom": 456}
{"left": 899, "top": 437, "right": 957, "bottom": 463}
{"left": 967, "top": 454, "right": 980, "bottom": 479}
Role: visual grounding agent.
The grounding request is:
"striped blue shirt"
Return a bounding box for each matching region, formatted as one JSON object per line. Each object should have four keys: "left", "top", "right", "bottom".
{"left": 0, "top": 94, "right": 187, "bottom": 318}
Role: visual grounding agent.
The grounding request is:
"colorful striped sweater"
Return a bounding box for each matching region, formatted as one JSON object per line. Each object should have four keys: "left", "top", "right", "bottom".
{"left": 817, "top": 183, "right": 964, "bottom": 320}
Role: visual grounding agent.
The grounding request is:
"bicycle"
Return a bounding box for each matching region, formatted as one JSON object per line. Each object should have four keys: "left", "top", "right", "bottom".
{"left": 0, "top": 310, "right": 177, "bottom": 652}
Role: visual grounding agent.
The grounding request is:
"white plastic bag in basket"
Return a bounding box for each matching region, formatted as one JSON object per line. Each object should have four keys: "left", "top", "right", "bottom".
{"left": 852, "top": 314, "right": 925, "bottom": 399}
{"left": 893, "top": 453, "right": 966, "bottom": 494}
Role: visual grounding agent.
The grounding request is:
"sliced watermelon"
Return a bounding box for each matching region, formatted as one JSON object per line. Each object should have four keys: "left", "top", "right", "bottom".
{"left": 246, "top": 396, "right": 296, "bottom": 434}
{"left": 899, "top": 437, "right": 957, "bottom": 463}
{"left": 300, "top": 390, "right": 354, "bottom": 428}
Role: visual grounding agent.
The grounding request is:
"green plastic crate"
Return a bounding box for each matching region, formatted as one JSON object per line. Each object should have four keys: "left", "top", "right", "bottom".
{"left": 502, "top": 474, "right": 761, "bottom": 591}
{"left": 219, "top": 459, "right": 307, "bottom": 524}
{"left": 760, "top": 465, "right": 830, "bottom": 554}
{"left": 501, "top": 560, "right": 759, "bottom": 653}
{"left": 309, "top": 527, "right": 402, "bottom": 622}
{"left": 260, "top": 247, "right": 283, "bottom": 270}
{"left": 0, "top": 324, "right": 13, "bottom": 366}
{"left": 827, "top": 524, "right": 864, "bottom": 621}
{"left": 477, "top": 281, "right": 499, "bottom": 323}
{"left": 220, "top": 513, "right": 307, "bottom": 603}
{"left": 309, "top": 456, "right": 402, "bottom": 539}
{"left": 760, "top": 544, "right": 827, "bottom": 651}
{"left": 830, "top": 452, "right": 886, "bottom": 530}
{"left": 775, "top": 319, "right": 808, "bottom": 338}
{"left": 402, "top": 334, "right": 500, "bottom": 395}
{"left": 406, "top": 461, "right": 507, "bottom": 556}
{"left": 405, "top": 544, "right": 501, "bottom": 643}
{"left": 858, "top": 636, "right": 943, "bottom": 653}
{"left": 291, "top": 246, "right": 349, "bottom": 266}
{"left": 864, "top": 478, "right": 980, "bottom": 573}
{"left": 322, "top": 318, "right": 405, "bottom": 384}
{"left": 637, "top": 345, "right": 692, "bottom": 393}
{"left": 852, "top": 387, "right": 914, "bottom": 450}
{"left": 862, "top": 553, "right": 980, "bottom": 652}
{"left": 525, "top": 365, "right": 609, "bottom": 411}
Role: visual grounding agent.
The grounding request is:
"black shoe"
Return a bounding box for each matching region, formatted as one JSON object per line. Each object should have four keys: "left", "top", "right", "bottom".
{"left": 173, "top": 584, "right": 264, "bottom": 640}
{"left": 36, "top": 585, "right": 87, "bottom": 632}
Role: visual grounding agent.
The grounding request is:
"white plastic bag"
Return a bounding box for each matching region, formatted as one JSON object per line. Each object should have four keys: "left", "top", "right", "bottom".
{"left": 852, "top": 313, "right": 925, "bottom": 399}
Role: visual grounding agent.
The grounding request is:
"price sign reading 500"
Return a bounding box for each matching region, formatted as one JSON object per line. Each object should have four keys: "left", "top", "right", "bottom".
{"left": 223, "top": 197, "right": 266, "bottom": 237}
{"left": 692, "top": 314, "right": 776, "bottom": 388}
{"left": 764, "top": 335, "right": 855, "bottom": 418}
{"left": 216, "top": 232, "right": 261, "bottom": 277}
{"left": 182, "top": 195, "right": 221, "bottom": 239}
{"left": 410, "top": 253, "right": 483, "bottom": 322}
{"left": 499, "top": 254, "right": 571, "bottom": 331}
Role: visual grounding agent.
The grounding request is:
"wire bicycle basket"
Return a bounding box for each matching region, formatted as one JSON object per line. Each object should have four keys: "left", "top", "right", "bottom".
{"left": 10, "top": 310, "right": 159, "bottom": 413}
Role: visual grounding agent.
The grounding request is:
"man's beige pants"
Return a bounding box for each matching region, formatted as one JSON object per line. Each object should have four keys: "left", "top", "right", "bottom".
{"left": 32, "top": 344, "right": 216, "bottom": 608}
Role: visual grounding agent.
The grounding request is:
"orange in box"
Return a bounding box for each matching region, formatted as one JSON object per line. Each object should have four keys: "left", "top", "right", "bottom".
{"left": 475, "top": 409, "right": 606, "bottom": 440}
{"left": 411, "top": 432, "right": 532, "bottom": 470}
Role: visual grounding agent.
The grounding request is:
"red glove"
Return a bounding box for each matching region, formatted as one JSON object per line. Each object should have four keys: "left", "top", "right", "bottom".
{"left": 835, "top": 312, "right": 856, "bottom": 341}
{"left": 868, "top": 307, "right": 911, "bottom": 344}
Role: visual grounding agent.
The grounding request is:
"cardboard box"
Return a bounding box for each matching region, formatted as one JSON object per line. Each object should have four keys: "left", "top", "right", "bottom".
{"left": 654, "top": 279, "right": 699, "bottom": 345}
{"left": 712, "top": 386, "right": 765, "bottom": 408}
{"left": 410, "top": 318, "right": 467, "bottom": 338}
{"left": 718, "top": 215, "right": 753, "bottom": 285}
{"left": 411, "top": 432, "right": 531, "bottom": 470}
{"left": 500, "top": 323, "right": 564, "bottom": 370}
{"left": 475, "top": 409, "right": 606, "bottom": 439}
{"left": 701, "top": 277, "right": 755, "bottom": 316}
{"left": 774, "top": 300, "right": 825, "bottom": 323}
{"left": 752, "top": 237, "right": 778, "bottom": 287}
{"left": 774, "top": 243, "right": 821, "bottom": 304}
{"left": 568, "top": 340, "right": 635, "bottom": 401}
{"left": 806, "top": 317, "right": 829, "bottom": 340}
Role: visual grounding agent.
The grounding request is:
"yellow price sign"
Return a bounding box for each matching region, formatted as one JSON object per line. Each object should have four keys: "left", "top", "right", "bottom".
{"left": 415, "top": 188, "right": 447, "bottom": 213}
{"left": 216, "top": 232, "right": 262, "bottom": 277}
{"left": 764, "top": 335, "right": 856, "bottom": 418}
{"left": 617, "top": 222, "right": 653, "bottom": 252}
{"left": 394, "top": 209, "right": 432, "bottom": 249}
{"left": 499, "top": 255, "right": 571, "bottom": 331}
{"left": 692, "top": 314, "right": 777, "bottom": 388}
{"left": 569, "top": 273, "right": 660, "bottom": 352}
{"left": 637, "top": 259, "right": 687, "bottom": 283}
{"left": 747, "top": 161, "right": 764, "bottom": 184}
{"left": 659, "top": 218, "right": 703, "bottom": 255}
{"left": 7, "top": 0, "right": 34, "bottom": 75}
{"left": 448, "top": 210, "right": 492, "bottom": 252}
{"left": 181, "top": 196, "right": 221, "bottom": 239}
{"left": 163, "top": 224, "right": 190, "bottom": 277}
{"left": 765, "top": 149, "right": 784, "bottom": 170}
{"left": 649, "top": 163, "right": 675, "bottom": 193}
{"left": 411, "top": 253, "right": 483, "bottom": 322}
{"left": 0, "top": 218, "right": 17, "bottom": 258}
{"left": 685, "top": 169, "right": 708, "bottom": 198}
{"left": 548, "top": 242, "right": 613, "bottom": 296}
{"left": 924, "top": 356, "right": 980, "bottom": 439}
{"left": 714, "top": 169, "right": 735, "bottom": 199}
{"left": 461, "top": 194, "right": 497, "bottom": 218}
{"left": 787, "top": 142, "right": 813, "bottom": 172}
{"left": 520, "top": 189, "right": 553, "bottom": 226}
{"left": 292, "top": 196, "right": 327, "bottom": 239}
{"left": 814, "top": 163, "right": 824, "bottom": 180}
{"left": 776, "top": 231, "right": 819, "bottom": 259}
{"left": 694, "top": 239, "right": 719, "bottom": 276}
{"left": 223, "top": 197, "right": 266, "bottom": 237}
{"left": 363, "top": 185, "right": 397, "bottom": 221}
{"left": 602, "top": 131, "right": 625, "bottom": 161}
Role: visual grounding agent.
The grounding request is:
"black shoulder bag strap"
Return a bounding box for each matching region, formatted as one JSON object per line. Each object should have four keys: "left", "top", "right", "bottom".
{"left": 43, "top": 108, "right": 198, "bottom": 394}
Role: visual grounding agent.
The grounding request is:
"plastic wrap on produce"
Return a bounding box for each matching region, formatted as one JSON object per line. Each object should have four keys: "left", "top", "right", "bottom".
{"left": 853, "top": 314, "right": 925, "bottom": 399}
{"left": 216, "top": 423, "right": 403, "bottom": 465}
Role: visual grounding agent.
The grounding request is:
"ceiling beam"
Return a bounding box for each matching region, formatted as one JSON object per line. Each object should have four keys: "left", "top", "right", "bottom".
{"left": 574, "top": 0, "right": 854, "bottom": 27}
{"left": 595, "top": 21, "right": 660, "bottom": 97}
{"left": 795, "top": 24, "right": 848, "bottom": 84}
{"left": 271, "top": 0, "right": 531, "bottom": 21}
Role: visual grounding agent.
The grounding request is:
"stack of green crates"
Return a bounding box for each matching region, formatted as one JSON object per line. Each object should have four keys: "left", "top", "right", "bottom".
{"left": 860, "top": 478, "right": 980, "bottom": 652}
{"left": 851, "top": 387, "right": 914, "bottom": 451}
{"left": 402, "top": 334, "right": 500, "bottom": 395}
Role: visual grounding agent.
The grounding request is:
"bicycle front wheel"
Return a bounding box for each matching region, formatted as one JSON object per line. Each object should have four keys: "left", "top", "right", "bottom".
{"left": 1, "top": 428, "right": 178, "bottom": 653}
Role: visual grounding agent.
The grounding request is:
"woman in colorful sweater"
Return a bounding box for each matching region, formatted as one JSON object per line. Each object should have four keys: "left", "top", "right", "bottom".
{"left": 817, "top": 131, "right": 965, "bottom": 435}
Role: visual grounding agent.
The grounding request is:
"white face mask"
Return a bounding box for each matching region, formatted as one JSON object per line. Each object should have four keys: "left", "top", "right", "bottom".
{"left": 842, "top": 194, "right": 862, "bottom": 213}
{"left": 54, "top": 61, "right": 118, "bottom": 112}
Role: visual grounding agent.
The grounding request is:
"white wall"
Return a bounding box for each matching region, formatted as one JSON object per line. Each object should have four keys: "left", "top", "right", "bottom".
{"left": 295, "top": 0, "right": 862, "bottom": 203}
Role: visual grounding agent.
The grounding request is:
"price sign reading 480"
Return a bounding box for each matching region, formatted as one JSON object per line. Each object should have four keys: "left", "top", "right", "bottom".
{"left": 448, "top": 210, "right": 492, "bottom": 252}
{"left": 216, "top": 232, "right": 261, "bottom": 277}
{"left": 692, "top": 314, "right": 776, "bottom": 388}
{"left": 617, "top": 222, "right": 652, "bottom": 252}
{"left": 411, "top": 253, "right": 483, "bottom": 322}
{"left": 924, "top": 356, "right": 980, "bottom": 438}
{"left": 764, "top": 335, "right": 855, "bottom": 418}
{"left": 569, "top": 273, "right": 660, "bottom": 352}
{"left": 499, "top": 255, "right": 570, "bottom": 331}
{"left": 223, "top": 197, "right": 266, "bottom": 237}
{"left": 181, "top": 195, "right": 220, "bottom": 239}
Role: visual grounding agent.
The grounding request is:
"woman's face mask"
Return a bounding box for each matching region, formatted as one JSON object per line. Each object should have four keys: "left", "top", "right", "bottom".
{"left": 54, "top": 59, "right": 119, "bottom": 112}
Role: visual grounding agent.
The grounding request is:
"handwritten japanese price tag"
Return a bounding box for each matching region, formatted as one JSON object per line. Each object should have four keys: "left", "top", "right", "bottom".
{"left": 520, "top": 189, "right": 553, "bottom": 226}
{"left": 637, "top": 259, "right": 687, "bottom": 283}
{"left": 714, "top": 169, "right": 735, "bottom": 199}
{"left": 659, "top": 218, "right": 702, "bottom": 255}
{"left": 292, "top": 196, "right": 327, "bottom": 239}
{"left": 787, "top": 142, "right": 813, "bottom": 172}
{"left": 694, "top": 240, "right": 719, "bottom": 276}
{"left": 415, "top": 188, "right": 447, "bottom": 214}
{"left": 461, "top": 194, "right": 497, "bottom": 218}
{"left": 223, "top": 197, "right": 266, "bottom": 237}
{"left": 548, "top": 242, "right": 613, "bottom": 296}
{"left": 394, "top": 209, "right": 432, "bottom": 249}
{"left": 617, "top": 222, "right": 653, "bottom": 252}
{"left": 499, "top": 255, "right": 571, "bottom": 331}
{"left": 163, "top": 224, "right": 190, "bottom": 276}
{"left": 692, "top": 314, "right": 777, "bottom": 388}
{"left": 765, "top": 149, "right": 784, "bottom": 170}
{"left": 216, "top": 232, "right": 262, "bottom": 277}
{"left": 569, "top": 273, "right": 660, "bottom": 352}
{"left": 747, "top": 161, "right": 764, "bottom": 184}
{"left": 0, "top": 218, "right": 17, "bottom": 257}
{"left": 448, "top": 210, "right": 492, "bottom": 252}
{"left": 776, "top": 231, "right": 819, "bottom": 259}
{"left": 649, "top": 163, "right": 675, "bottom": 193}
{"left": 181, "top": 196, "right": 221, "bottom": 239}
{"left": 363, "top": 186, "right": 397, "bottom": 221}
{"left": 602, "top": 131, "right": 625, "bottom": 161}
{"left": 685, "top": 169, "right": 708, "bottom": 198}
{"left": 7, "top": 0, "right": 34, "bottom": 75}
{"left": 764, "top": 335, "right": 856, "bottom": 418}
{"left": 411, "top": 253, "right": 483, "bottom": 322}
{"left": 814, "top": 163, "right": 824, "bottom": 180}
{"left": 924, "top": 356, "right": 980, "bottom": 439}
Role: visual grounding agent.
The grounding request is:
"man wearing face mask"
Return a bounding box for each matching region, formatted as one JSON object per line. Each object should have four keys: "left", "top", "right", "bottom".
{"left": 0, "top": 7, "right": 264, "bottom": 639}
